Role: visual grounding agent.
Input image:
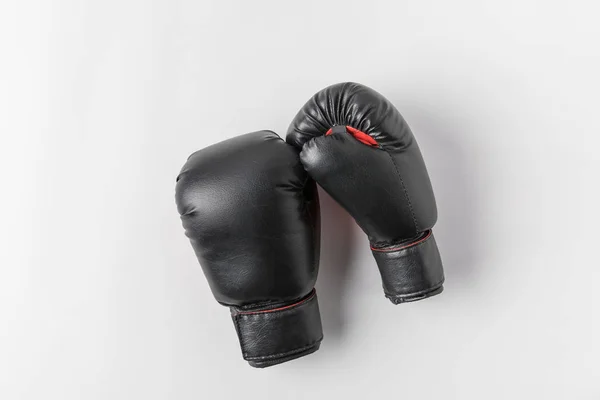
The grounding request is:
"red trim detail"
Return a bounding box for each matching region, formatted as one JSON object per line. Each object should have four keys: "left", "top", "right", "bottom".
{"left": 325, "top": 126, "right": 378, "bottom": 147}
{"left": 346, "top": 126, "right": 378, "bottom": 146}
{"left": 371, "top": 230, "right": 432, "bottom": 252}
{"left": 237, "top": 290, "right": 316, "bottom": 315}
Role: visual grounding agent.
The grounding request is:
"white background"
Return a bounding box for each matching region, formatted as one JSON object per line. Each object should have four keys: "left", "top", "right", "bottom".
{"left": 1, "top": 1, "right": 599, "bottom": 399}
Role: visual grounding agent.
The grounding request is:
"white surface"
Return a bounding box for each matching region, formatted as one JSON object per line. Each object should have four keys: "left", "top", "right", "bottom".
{"left": 1, "top": 1, "right": 599, "bottom": 399}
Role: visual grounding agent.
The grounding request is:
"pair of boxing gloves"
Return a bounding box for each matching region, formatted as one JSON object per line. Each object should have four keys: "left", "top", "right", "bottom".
{"left": 175, "top": 82, "right": 445, "bottom": 367}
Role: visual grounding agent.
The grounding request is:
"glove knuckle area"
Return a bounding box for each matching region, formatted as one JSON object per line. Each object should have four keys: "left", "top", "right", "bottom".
{"left": 287, "top": 82, "right": 412, "bottom": 150}
{"left": 175, "top": 133, "right": 319, "bottom": 297}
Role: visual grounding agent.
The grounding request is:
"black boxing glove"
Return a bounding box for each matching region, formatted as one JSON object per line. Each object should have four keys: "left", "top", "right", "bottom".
{"left": 287, "top": 82, "right": 444, "bottom": 304}
{"left": 175, "top": 131, "right": 322, "bottom": 367}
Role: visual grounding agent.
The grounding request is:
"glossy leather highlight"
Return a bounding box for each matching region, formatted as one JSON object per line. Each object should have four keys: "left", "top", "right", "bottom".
{"left": 287, "top": 83, "right": 444, "bottom": 303}
{"left": 176, "top": 131, "right": 322, "bottom": 367}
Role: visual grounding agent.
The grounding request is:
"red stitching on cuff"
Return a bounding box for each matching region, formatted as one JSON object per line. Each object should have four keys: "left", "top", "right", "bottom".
{"left": 370, "top": 230, "right": 432, "bottom": 252}
{"left": 237, "top": 289, "right": 316, "bottom": 315}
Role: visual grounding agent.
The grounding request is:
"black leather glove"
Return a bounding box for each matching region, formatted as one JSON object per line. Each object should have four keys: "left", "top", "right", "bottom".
{"left": 287, "top": 82, "right": 444, "bottom": 304}
{"left": 175, "top": 131, "right": 322, "bottom": 367}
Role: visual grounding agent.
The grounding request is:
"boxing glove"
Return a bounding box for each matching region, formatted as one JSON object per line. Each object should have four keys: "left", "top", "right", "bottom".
{"left": 287, "top": 82, "right": 444, "bottom": 304}
{"left": 175, "top": 131, "right": 322, "bottom": 367}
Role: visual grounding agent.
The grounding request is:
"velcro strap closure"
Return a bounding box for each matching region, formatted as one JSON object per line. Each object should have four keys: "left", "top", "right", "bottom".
{"left": 231, "top": 290, "right": 323, "bottom": 364}
{"left": 371, "top": 231, "right": 445, "bottom": 303}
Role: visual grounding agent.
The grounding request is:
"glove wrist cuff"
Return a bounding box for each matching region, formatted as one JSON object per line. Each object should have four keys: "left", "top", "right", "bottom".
{"left": 231, "top": 290, "right": 323, "bottom": 368}
{"left": 371, "top": 230, "right": 445, "bottom": 304}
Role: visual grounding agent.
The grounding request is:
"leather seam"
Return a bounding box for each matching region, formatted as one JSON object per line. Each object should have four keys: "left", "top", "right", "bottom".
{"left": 243, "top": 338, "right": 323, "bottom": 361}
{"left": 382, "top": 149, "right": 419, "bottom": 233}
{"left": 384, "top": 278, "right": 445, "bottom": 298}
{"left": 371, "top": 230, "right": 431, "bottom": 252}
{"left": 227, "top": 297, "right": 298, "bottom": 311}
{"left": 235, "top": 290, "right": 316, "bottom": 316}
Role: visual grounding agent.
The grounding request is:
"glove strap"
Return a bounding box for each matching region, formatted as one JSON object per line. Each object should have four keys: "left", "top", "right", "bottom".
{"left": 231, "top": 290, "right": 322, "bottom": 368}
{"left": 371, "top": 230, "right": 445, "bottom": 304}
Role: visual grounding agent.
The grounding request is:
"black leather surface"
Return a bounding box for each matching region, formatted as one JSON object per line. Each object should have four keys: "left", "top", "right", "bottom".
{"left": 175, "top": 131, "right": 322, "bottom": 366}
{"left": 372, "top": 231, "right": 444, "bottom": 304}
{"left": 232, "top": 290, "right": 322, "bottom": 368}
{"left": 287, "top": 82, "right": 444, "bottom": 303}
